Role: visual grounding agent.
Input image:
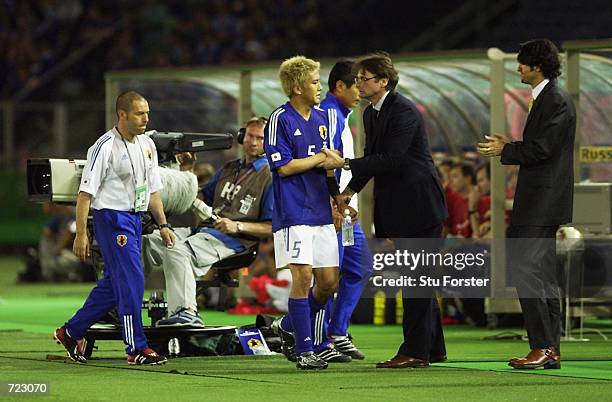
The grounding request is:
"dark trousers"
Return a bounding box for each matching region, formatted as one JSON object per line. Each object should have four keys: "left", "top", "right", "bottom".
{"left": 507, "top": 224, "right": 561, "bottom": 353}
{"left": 395, "top": 224, "right": 446, "bottom": 360}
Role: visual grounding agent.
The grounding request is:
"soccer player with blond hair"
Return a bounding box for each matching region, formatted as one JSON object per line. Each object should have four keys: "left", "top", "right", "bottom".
{"left": 265, "top": 56, "right": 350, "bottom": 369}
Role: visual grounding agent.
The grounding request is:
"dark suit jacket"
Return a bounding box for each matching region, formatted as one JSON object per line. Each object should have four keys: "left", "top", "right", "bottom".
{"left": 501, "top": 80, "right": 576, "bottom": 226}
{"left": 347, "top": 90, "right": 447, "bottom": 237}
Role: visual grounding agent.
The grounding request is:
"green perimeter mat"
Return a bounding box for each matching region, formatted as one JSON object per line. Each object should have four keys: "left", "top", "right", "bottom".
{"left": 1, "top": 256, "right": 612, "bottom": 401}
{"left": 439, "top": 361, "right": 612, "bottom": 381}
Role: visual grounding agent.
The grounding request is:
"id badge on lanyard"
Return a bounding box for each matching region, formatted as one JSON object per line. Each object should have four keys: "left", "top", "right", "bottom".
{"left": 134, "top": 184, "right": 148, "bottom": 212}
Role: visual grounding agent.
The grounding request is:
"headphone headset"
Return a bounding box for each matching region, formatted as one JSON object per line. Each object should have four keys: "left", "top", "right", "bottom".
{"left": 237, "top": 116, "right": 268, "bottom": 144}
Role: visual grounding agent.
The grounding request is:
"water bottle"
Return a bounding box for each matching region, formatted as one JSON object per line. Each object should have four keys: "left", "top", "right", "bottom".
{"left": 168, "top": 338, "right": 180, "bottom": 357}
{"left": 341, "top": 209, "right": 354, "bottom": 246}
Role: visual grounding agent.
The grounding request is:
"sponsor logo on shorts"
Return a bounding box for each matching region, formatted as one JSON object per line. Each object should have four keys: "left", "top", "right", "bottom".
{"left": 117, "top": 234, "right": 128, "bottom": 247}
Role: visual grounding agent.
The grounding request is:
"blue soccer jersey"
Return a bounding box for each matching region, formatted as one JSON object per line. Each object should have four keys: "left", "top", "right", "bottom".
{"left": 320, "top": 92, "right": 358, "bottom": 210}
{"left": 264, "top": 102, "right": 333, "bottom": 232}
{"left": 320, "top": 93, "right": 351, "bottom": 181}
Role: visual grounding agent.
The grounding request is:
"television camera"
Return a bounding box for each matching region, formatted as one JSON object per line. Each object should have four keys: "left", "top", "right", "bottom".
{"left": 27, "top": 131, "right": 233, "bottom": 205}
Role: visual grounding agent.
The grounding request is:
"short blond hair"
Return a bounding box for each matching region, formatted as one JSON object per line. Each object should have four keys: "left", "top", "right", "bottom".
{"left": 279, "top": 56, "right": 320, "bottom": 98}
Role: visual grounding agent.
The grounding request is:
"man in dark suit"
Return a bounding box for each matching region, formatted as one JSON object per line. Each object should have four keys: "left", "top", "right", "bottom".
{"left": 323, "top": 52, "right": 448, "bottom": 368}
{"left": 479, "top": 39, "right": 576, "bottom": 369}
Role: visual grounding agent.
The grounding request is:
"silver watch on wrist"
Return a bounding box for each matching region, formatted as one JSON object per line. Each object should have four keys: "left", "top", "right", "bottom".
{"left": 236, "top": 222, "right": 244, "bottom": 233}
{"left": 343, "top": 158, "right": 351, "bottom": 171}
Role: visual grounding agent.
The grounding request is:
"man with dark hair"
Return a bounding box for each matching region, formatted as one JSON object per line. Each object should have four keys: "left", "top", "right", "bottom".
{"left": 352, "top": 51, "right": 400, "bottom": 91}
{"left": 469, "top": 162, "right": 492, "bottom": 238}
{"left": 445, "top": 162, "right": 476, "bottom": 238}
{"left": 54, "top": 91, "right": 175, "bottom": 365}
{"left": 116, "top": 91, "right": 146, "bottom": 118}
{"left": 322, "top": 51, "right": 448, "bottom": 368}
{"left": 479, "top": 39, "right": 576, "bottom": 369}
{"left": 438, "top": 158, "right": 455, "bottom": 190}
{"left": 516, "top": 39, "right": 561, "bottom": 81}
{"left": 326, "top": 59, "right": 357, "bottom": 94}
{"left": 317, "top": 59, "right": 373, "bottom": 359}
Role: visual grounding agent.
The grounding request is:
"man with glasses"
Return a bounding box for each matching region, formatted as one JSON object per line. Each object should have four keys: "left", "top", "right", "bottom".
{"left": 322, "top": 52, "right": 448, "bottom": 368}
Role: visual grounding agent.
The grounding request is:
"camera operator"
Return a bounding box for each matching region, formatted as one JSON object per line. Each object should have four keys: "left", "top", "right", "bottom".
{"left": 143, "top": 116, "right": 273, "bottom": 327}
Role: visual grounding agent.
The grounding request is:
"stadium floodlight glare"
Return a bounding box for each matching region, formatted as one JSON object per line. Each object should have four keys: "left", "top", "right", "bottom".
{"left": 26, "top": 131, "right": 234, "bottom": 204}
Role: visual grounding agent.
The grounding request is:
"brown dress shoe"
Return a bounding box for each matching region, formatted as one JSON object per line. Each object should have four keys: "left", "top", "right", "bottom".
{"left": 509, "top": 348, "right": 560, "bottom": 369}
{"left": 376, "top": 355, "right": 429, "bottom": 368}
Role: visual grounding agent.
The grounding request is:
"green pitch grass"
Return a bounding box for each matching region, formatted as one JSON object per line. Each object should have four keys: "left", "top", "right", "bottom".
{"left": 1, "top": 256, "right": 611, "bottom": 401}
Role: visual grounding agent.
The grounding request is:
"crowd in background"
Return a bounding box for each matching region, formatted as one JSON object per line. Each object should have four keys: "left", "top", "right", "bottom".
{"left": 0, "top": 0, "right": 305, "bottom": 98}
{"left": 3, "top": 0, "right": 610, "bottom": 101}
{"left": 2, "top": 0, "right": 348, "bottom": 99}
{"left": 438, "top": 159, "right": 517, "bottom": 240}
{"left": 436, "top": 158, "right": 519, "bottom": 326}
{"left": 8, "top": 0, "right": 605, "bottom": 101}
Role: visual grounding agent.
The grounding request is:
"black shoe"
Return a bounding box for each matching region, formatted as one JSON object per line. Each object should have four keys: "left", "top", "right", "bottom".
{"left": 282, "top": 343, "right": 297, "bottom": 362}
{"left": 332, "top": 336, "right": 365, "bottom": 360}
{"left": 316, "top": 344, "right": 352, "bottom": 363}
{"left": 296, "top": 352, "right": 328, "bottom": 370}
{"left": 271, "top": 316, "right": 296, "bottom": 362}
{"left": 127, "top": 348, "right": 168, "bottom": 365}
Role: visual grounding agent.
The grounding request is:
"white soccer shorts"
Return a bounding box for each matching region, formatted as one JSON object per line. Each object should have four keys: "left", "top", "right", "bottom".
{"left": 273, "top": 224, "right": 339, "bottom": 269}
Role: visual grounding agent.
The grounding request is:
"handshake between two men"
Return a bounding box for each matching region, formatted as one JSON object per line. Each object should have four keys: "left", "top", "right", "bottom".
{"left": 317, "top": 148, "right": 358, "bottom": 231}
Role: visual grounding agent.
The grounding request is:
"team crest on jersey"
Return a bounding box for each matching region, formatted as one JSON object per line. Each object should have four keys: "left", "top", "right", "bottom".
{"left": 116, "top": 234, "right": 127, "bottom": 247}
{"left": 319, "top": 125, "right": 327, "bottom": 140}
{"left": 146, "top": 149, "right": 152, "bottom": 161}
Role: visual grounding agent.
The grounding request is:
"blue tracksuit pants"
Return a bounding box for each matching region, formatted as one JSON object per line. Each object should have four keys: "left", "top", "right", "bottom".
{"left": 65, "top": 209, "right": 148, "bottom": 355}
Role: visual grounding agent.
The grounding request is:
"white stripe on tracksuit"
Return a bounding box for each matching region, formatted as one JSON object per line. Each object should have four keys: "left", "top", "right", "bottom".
{"left": 327, "top": 109, "right": 337, "bottom": 148}
{"left": 124, "top": 315, "right": 134, "bottom": 353}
